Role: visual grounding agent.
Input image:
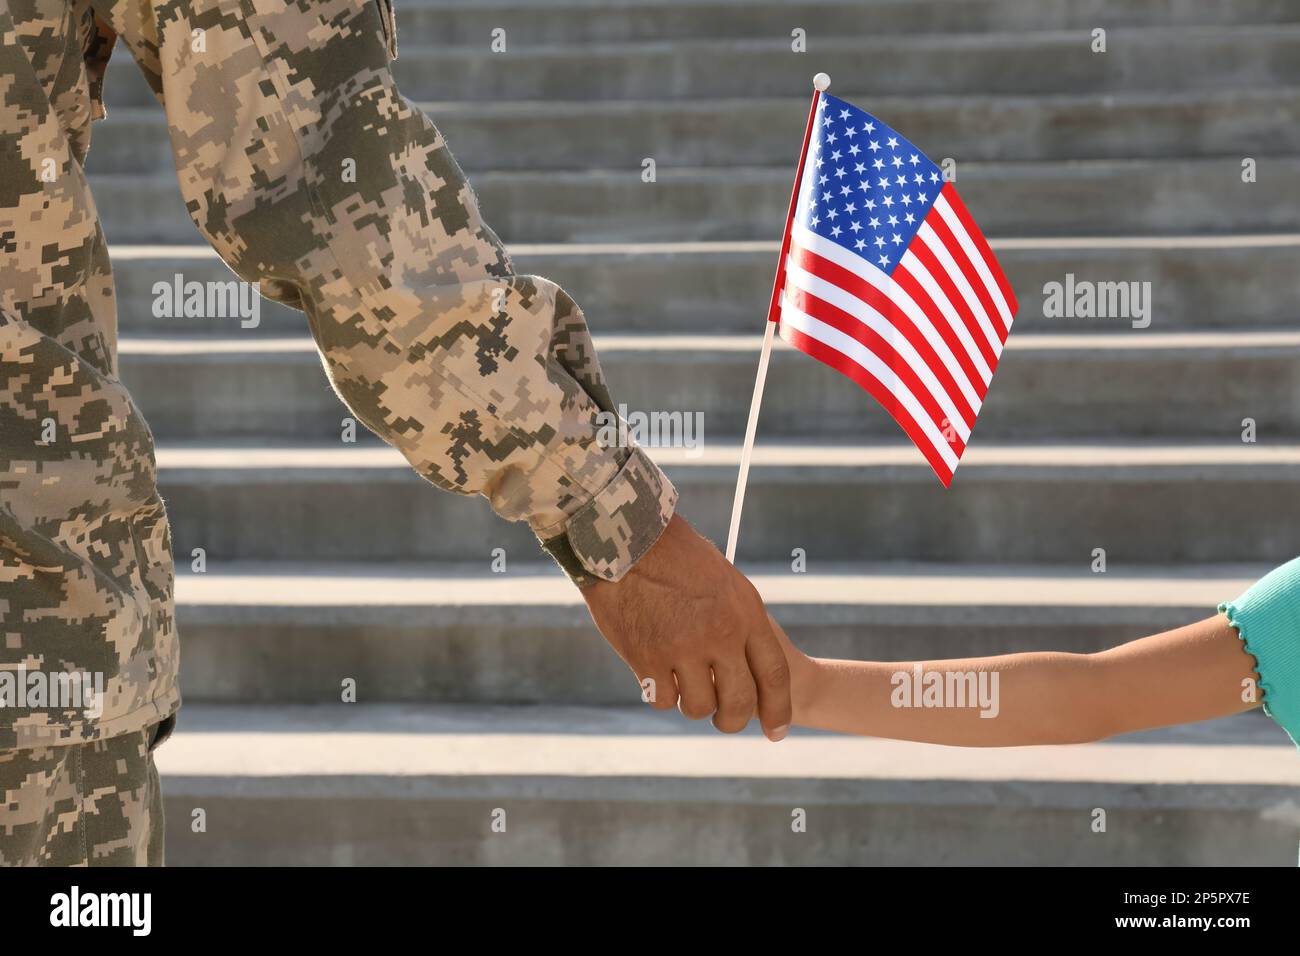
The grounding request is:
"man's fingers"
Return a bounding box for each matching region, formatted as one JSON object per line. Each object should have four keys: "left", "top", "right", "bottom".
{"left": 748, "top": 624, "right": 793, "bottom": 741}
{"left": 635, "top": 667, "right": 678, "bottom": 711}
{"left": 710, "top": 659, "right": 758, "bottom": 734}
{"left": 674, "top": 663, "right": 718, "bottom": 721}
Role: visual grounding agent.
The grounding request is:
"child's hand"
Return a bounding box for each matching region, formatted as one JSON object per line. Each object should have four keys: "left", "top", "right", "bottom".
{"left": 766, "top": 613, "right": 818, "bottom": 725}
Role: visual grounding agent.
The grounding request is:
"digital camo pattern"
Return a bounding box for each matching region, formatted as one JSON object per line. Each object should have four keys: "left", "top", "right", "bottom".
{"left": 0, "top": 723, "right": 164, "bottom": 866}
{"left": 93, "top": 0, "right": 676, "bottom": 583}
{"left": 1, "top": 0, "right": 180, "bottom": 751}
{"left": 1, "top": 0, "right": 675, "bottom": 750}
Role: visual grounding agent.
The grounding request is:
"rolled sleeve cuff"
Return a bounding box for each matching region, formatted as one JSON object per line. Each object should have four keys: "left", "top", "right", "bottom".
{"left": 539, "top": 447, "right": 677, "bottom": 587}
{"left": 1219, "top": 555, "right": 1300, "bottom": 750}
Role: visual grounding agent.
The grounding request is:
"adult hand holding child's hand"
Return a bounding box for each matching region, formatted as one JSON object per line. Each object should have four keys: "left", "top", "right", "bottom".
{"left": 581, "top": 514, "right": 792, "bottom": 741}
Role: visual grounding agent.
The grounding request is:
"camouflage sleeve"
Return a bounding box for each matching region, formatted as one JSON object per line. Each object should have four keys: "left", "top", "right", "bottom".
{"left": 97, "top": 0, "right": 676, "bottom": 585}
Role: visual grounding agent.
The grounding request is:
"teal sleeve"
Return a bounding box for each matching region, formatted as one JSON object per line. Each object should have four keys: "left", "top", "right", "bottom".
{"left": 1219, "top": 556, "right": 1300, "bottom": 750}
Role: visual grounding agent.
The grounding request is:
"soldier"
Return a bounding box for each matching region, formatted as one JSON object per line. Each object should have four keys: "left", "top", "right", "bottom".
{"left": 0, "top": 0, "right": 791, "bottom": 866}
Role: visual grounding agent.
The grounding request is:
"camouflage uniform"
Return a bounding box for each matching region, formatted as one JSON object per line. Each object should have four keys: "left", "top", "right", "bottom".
{"left": 0, "top": 0, "right": 677, "bottom": 864}
{"left": 0, "top": 718, "right": 171, "bottom": 866}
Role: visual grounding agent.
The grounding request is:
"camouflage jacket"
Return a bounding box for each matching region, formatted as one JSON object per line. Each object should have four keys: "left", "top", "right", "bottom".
{"left": 0, "top": 0, "right": 676, "bottom": 750}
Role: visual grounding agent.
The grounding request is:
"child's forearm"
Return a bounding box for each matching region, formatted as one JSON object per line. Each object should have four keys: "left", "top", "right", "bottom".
{"left": 783, "top": 615, "right": 1260, "bottom": 747}
{"left": 791, "top": 651, "right": 1109, "bottom": 746}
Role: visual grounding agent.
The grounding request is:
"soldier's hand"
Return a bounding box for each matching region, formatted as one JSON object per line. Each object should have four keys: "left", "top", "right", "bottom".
{"left": 580, "top": 514, "right": 791, "bottom": 741}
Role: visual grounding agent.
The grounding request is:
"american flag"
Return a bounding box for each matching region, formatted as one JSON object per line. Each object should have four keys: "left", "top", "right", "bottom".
{"left": 773, "top": 92, "right": 1018, "bottom": 486}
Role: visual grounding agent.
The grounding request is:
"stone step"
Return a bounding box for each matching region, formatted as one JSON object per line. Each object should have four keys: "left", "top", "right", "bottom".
{"left": 101, "top": 25, "right": 1300, "bottom": 107}
{"left": 171, "top": 560, "right": 1270, "bottom": 704}
{"left": 85, "top": 88, "right": 1300, "bottom": 175}
{"left": 118, "top": 331, "right": 1300, "bottom": 441}
{"left": 107, "top": 236, "right": 1300, "bottom": 335}
{"left": 384, "top": 0, "right": 1300, "bottom": 46}
{"left": 152, "top": 441, "right": 1300, "bottom": 565}
{"left": 87, "top": 156, "right": 1297, "bottom": 244}
{"left": 155, "top": 702, "right": 1300, "bottom": 865}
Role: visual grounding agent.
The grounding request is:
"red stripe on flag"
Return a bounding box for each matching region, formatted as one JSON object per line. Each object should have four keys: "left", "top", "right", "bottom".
{"left": 940, "top": 183, "right": 1018, "bottom": 332}
{"left": 925, "top": 204, "right": 1006, "bottom": 348}
{"left": 788, "top": 242, "right": 977, "bottom": 428}
{"left": 886, "top": 256, "right": 991, "bottom": 402}
{"left": 779, "top": 324, "right": 956, "bottom": 487}
{"left": 904, "top": 234, "right": 1000, "bottom": 373}
{"left": 785, "top": 285, "right": 969, "bottom": 451}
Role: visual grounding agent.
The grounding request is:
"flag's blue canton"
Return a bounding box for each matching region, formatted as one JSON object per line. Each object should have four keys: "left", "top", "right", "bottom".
{"left": 795, "top": 93, "right": 945, "bottom": 275}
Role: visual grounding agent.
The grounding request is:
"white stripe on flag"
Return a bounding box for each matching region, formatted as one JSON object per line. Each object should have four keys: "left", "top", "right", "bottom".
{"left": 896, "top": 249, "right": 994, "bottom": 387}
{"left": 778, "top": 304, "right": 960, "bottom": 473}
{"left": 932, "top": 194, "right": 1015, "bottom": 330}
{"left": 790, "top": 224, "right": 988, "bottom": 405}
{"left": 916, "top": 222, "right": 1004, "bottom": 359}
{"left": 784, "top": 259, "right": 972, "bottom": 442}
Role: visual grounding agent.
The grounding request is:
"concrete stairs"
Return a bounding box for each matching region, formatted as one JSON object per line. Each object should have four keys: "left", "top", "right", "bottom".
{"left": 154, "top": 702, "right": 1300, "bottom": 865}
{"left": 169, "top": 562, "right": 1271, "bottom": 704}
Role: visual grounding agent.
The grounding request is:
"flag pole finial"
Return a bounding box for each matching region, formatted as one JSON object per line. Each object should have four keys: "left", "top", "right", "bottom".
{"left": 813, "top": 72, "right": 831, "bottom": 91}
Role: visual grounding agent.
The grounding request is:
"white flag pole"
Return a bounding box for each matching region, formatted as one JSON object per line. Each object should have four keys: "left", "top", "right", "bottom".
{"left": 725, "top": 319, "right": 776, "bottom": 562}
{"left": 725, "top": 72, "right": 831, "bottom": 564}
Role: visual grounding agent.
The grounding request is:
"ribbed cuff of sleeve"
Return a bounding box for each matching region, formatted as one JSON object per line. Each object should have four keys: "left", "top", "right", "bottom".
{"left": 538, "top": 447, "right": 677, "bottom": 588}
{"left": 1219, "top": 555, "right": 1300, "bottom": 750}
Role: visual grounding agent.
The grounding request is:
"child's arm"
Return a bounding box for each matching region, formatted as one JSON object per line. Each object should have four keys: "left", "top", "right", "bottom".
{"left": 775, "top": 614, "right": 1261, "bottom": 746}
